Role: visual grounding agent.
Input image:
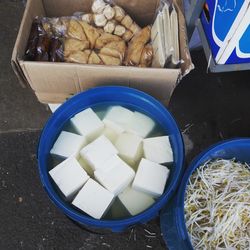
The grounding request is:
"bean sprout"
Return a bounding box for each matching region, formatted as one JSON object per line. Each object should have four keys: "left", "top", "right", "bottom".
{"left": 185, "top": 159, "right": 250, "bottom": 249}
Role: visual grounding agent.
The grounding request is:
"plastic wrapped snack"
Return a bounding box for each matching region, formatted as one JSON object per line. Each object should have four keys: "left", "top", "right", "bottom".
{"left": 42, "top": 17, "right": 70, "bottom": 37}
{"left": 35, "top": 34, "right": 50, "bottom": 61}
{"left": 25, "top": 18, "right": 45, "bottom": 60}
{"left": 49, "top": 37, "right": 64, "bottom": 62}
{"left": 125, "top": 26, "right": 151, "bottom": 66}
{"left": 139, "top": 44, "right": 153, "bottom": 67}
{"left": 25, "top": 0, "right": 183, "bottom": 69}
{"left": 66, "top": 50, "right": 92, "bottom": 64}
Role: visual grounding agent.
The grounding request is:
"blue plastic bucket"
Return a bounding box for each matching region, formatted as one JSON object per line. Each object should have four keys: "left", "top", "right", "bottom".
{"left": 161, "top": 138, "right": 250, "bottom": 249}
{"left": 38, "top": 86, "right": 184, "bottom": 232}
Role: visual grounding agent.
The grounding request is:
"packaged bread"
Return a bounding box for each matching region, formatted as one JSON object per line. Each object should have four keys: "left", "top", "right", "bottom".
{"left": 93, "top": 14, "right": 107, "bottom": 27}
{"left": 26, "top": 0, "right": 155, "bottom": 68}
{"left": 122, "top": 30, "right": 134, "bottom": 42}
{"left": 42, "top": 21, "right": 53, "bottom": 37}
{"left": 66, "top": 50, "right": 91, "bottom": 64}
{"left": 114, "top": 25, "right": 126, "bottom": 37}
{"left": 129, "top": 22, "right": 141, "bottom": 35}
{"left": 113, "top": 6, "right": 126, "bottom": 22}
{"left": 67, "top": 19, "right": 86, "bottom": 41}
{"left": 49, "top": 37, "right": 64, "bottom": 62}
{"left": 139, "top": 44, "right": 153, "bottom": 67}
{"left": 64, "top": 38, "right": 90, "bottom": 57}
{"left": 25, "top": 18, "right": 43, "bottom": 60}
{"left": 121, "top": 15, "right": 133, "bottom": 29}
{"left": 96, "top": 28, "right": 105, "bottom": 35}
{"left": 125, "top": 26, "right": 151, "bottom": 66}
{"left": 88, "top": 51, "right": 103, "bottom": 64}
{"left": 35, "top": 35, "right": 50, "bottom": 61}
{"left": 52, "top": 18, "right": 69, "bottom": 37}
{"left": 81, "top": 14, "right": 94, "bottom": 25}
{"left": 100, "top": 40, "right": 126, "bottom": 61}
{"left": 79, "top": 21, "right": 100, "bottom": 49}
{"left": 99, "top": 54, "right": 121, "bottom": 66}
{"left": 104, "top": 20, "right": 116, "bottom": 34}
{"left": 92, "top": 0, "right": 107, "bottom": 14}
{"left": 95, "top": 32, "right": 122, "bottom": 49}
{"left": 103, "top": 5, "right": 115, "bottom": 20}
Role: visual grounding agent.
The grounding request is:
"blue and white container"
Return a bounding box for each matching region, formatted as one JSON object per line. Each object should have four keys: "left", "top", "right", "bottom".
{"left": 201, "top": 0, "right": 250, "bottom": 64}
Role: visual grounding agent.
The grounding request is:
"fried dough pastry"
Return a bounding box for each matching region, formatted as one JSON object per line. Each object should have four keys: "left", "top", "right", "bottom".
{"left": 88, "top": 51, "right": 103, "bottom": 64}
{"left": 99, "top": 54, "right": 121, "bottom": 66}
{"left": 64, "top": 38, "right": 90, "bottom": 57}
{"left": 67, "top": 19, "right": 86, "bottom": 41}
{"left": 95, "top": 32, "right": 122, "bottom": 49}
{"left": 125, "top": 26, "right": 151, "bottom": 66}
{"left": 79, "top": 21, "right": 100, "bottom": 49}
{"left": 100, "top": 40, "right": 126, "bottom": 60}
{"left": 139, "top": 44, "right": 153, "bottom": 67}
{"left": 66, "top": 50, "right": 91, "bottom": 64}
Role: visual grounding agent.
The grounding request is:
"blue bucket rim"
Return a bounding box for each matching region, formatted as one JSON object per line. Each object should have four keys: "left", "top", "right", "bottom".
{"left": 166, "top": 138, "right": 250, "bottom": 247}
{"left": 37, "top": 86, "right": 185, "bottom": 230}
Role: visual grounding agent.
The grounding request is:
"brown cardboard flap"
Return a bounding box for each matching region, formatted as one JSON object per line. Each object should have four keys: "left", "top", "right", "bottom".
{"left": 20, "top": 61, "right": 80, "bottom": 93}
{"left": 11, "top": 0, "right": 45, "bottom": 86}
{"left": 129, "top": 68, "right": 179, "bottom": 100}
{"left": 76, "top": 65, "right": 130, "bottom": 90}
{"left": 21, "top": 61, "right": 180, "bottom": 101}
{"left": 36, "top": 92, "right": 172, "bottom": 106}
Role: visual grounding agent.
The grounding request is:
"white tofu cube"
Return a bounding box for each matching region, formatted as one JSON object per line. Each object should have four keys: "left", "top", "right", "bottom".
{"left": 48, "top": 103, "right": 62, "bottom": 113}
{"left": 118, "top": 187, "right": 155, "bottom": 216}
{"left": 50, "top": 131, "right": 87, "bottom": 159}
{"left": 70, "top": 108, "right": 104, "bottom": 141}
{"left": 115, "top": 132, "right": 143, "bottom": 167}
{"left": 104, "top": 106, "right": 133, "bottom": 127}
{"left": 49, "top": 157, "right": 89, "bottom": 200}
{"left": 80, "top": 135, "right": 118, "bottom": 171}
{"left": 72, "top": 179, "right": 115, "bottom": 219}
{"left": 126, "top": 112, "right": 155, "bottom": 138}
{"left": 132, "top": 158, "right": 170, "bottom": 198}
{"left": 102, "top": 119, "right": 125, "bottom": 143}
{"left": 143, "top": 136, "right": 173, "bottom": 164}
{"left": 77, "top": 156, "right": 94, "bottom": 177}
{"left": 94, "top": 155, "right": 135, "bottom": 196}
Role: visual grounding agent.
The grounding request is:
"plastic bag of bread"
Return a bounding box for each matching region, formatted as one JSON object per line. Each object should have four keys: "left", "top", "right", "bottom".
{"left": 35, "top": 34, "right": 51, "bottom": 61}
{"left": 42, "top": 17, "right": 70, "bottom": 37}
{"left": 139, "top": 44, "right": 153, "bottom": 67}
{"left": 26, "top": 0, "right": 165, "bottom": 68}
{"left": 100, "top": 40, "right": 126, "bottom": 61}
{"left": 91, "top": 0, "right": 141, "bottom": 40}
{"left": 125, "top": 26, "right": 151, "bottom": 66}
{"left": 25, "top": 18, "right": 44, "bottom": 60}
{"left": 49, "top": 37, "right": 64, "bottom": 62}
{"left": 66, "top": 50, "right": 92, "bottom": 64}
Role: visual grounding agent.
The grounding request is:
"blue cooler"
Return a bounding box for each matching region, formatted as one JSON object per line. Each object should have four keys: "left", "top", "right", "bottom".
{"left": 224, "top": 21, "right": 250, "bottom": 64}
{"left": 201, "top": 0, "right": 250, "bottom": 64}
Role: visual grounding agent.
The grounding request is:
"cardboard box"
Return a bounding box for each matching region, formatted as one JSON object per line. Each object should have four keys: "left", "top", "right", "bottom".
{"left": 201, "top": 0, "right": 250, "bottom": 64}
{"left": 12, "top": 0, "right": 193, "bottom": 104}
